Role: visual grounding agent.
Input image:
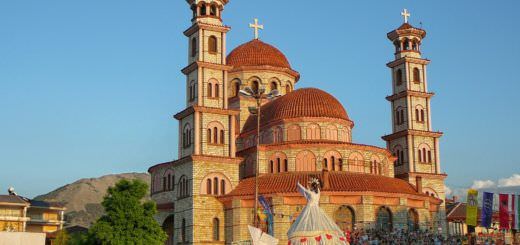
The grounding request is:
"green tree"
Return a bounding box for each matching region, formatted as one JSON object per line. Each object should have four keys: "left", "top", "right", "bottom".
{"left": 54, "top": 229, "right": 69, "bottom": 245}
{"left": 87, "top": 179, "right": 167, "bottom": 245}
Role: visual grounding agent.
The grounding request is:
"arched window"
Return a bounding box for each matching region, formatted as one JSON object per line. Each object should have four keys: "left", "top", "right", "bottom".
{"left": 189, "top": 81, "right": 196, "bottom": 101}
{"left": 167, "top": 174, "right": 171, "bottom": 190}
{"left": 252, "top": 80, "right": 259, "bottom": 93}
{"left": 213, "top": 127, "right": 218, "bottom": 143}
{"left": 395, "top": 107, "right": 405, "bottom": 125}
{"left": 206, "top": 179, "right": 212, "bottom": 195}
{"left": 220, "top": 130, "right": 225, "bottom": 144}
{"left": 269, "top": 152, "right": 287, "bottom": 173}
{"left": 199, "top": 3, "right": 206, "bottom": 15}
{"left": 178, "top": 176, "right": 189, "bottom": 198}
{"left": 208, "top": 36, "right": 217, "bottom": 53}
{"left": 394, "top": 145, "right": 404, "bottom": 166}
{"left": 214, "top": 83, "right": 219, "bottom": 97}
{"left": 181, "top": 218, "right": 187, "bottom": 242}
{"left": 270, "top": 81, "right": 278, "bottom": 91}
{"left": 287, "top": 124, "right": 301, "bottom": 141}
{"left": 348, "top": 152, "right": 365, "bottom": 173}
{"left": 207, "top": 82, "right": 213, "bottom": 97}
{"left": 163, "top": 215, "right": 175, "bottom": 245}
{"left": 213, "top": 177, "right": 218, "bottom": 194}
{"left": 201, "top": 173, "right": 231, "bottom": 196}
{"left": 286, "top": 84, "right": 292, "bottom": 93}
{"left": 210, "top": 4, "right": 217, "bottom": 16}
{"left": 191, "top": 38, "right": 197, "bottom": 57}
{"left": 325, "top": 125, "right": 338, "bottom": 140}
{"left": 295, "top": 151, "right": 316, "bottom": 171}
{"left": 415, "top": 106, "right": 425, "bottom": 123}
{"left": 323, "top": 151, "right": 342, "bottom": 171}
{"left": 284, "top": 159, "right": 288, "bottom": 172}
{"left": 418, "top": 144, "right": 432, "bottom": 163}
{"left": 273, "top": 126, "right": 283, "bottom": 143}
{"left": 213, "top": 218, "right": 220, "bottom": 241}
{"left": 403, "top": 38, "right": 410, "bottom": 50}
{"left": 395, "top": 69, "right": 403, "bottom": 86}
{"left": 306, "top": 123, "right": 321, "bottom": 140}
{"left": 207, "top": 128, "right": 211, "bottom": 143}
{"left": 412, "top": 41, "right": 418, "bottom": 51}
{"left": 394, "top": 40, "right": 401, "bottom": 52}
{"left": 183, "top": 124, "right": 192, "bottom": 148}
{"left": 220, "top": 179, "right": 225, "bottom": 195}
{"left": 232, "top": 79, "right": 241, "bottom": 97}
{"left": 413, "top": 68, "right": 421, "bottom": 83}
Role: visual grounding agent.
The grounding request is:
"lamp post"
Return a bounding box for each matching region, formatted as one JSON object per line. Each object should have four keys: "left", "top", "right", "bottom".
{"left": 239, "top": 86, "right": 280, "bottom": 228}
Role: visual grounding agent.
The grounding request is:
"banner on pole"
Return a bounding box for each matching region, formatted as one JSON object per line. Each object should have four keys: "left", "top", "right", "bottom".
{"left": 499, "top": 194, "right": 510, "bottom": 230}
{"left": 481, "top": 192, "right": 494, "bottom": 228}
{"left": 466, "top": 189, "right": 478, "bottom": 227}
{"left": 514, "top": 195, "right": 519, "bottom": 230}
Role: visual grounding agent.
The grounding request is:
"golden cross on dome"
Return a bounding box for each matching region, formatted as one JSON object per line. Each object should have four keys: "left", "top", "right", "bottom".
{"left": 249, "top": 18, "right": 264, "bottom": 39}
{"left": 401, "top": 9, "right": 410, "bottom": 23}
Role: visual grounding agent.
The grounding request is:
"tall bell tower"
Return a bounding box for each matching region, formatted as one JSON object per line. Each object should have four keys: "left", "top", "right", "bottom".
{"left": 178, "top": 0, "right": 236, "bottom": 159}
{"left": 382, "top": 9, "right": 447, "bottom": 233}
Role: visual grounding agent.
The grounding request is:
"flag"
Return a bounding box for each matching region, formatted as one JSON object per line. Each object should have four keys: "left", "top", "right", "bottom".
{"left": 481, "top": 192, "right": 494, "bottom": 228}
{"left": 513, "top": 195, "right": 520, "bottom": 231}
{"left": 466, "top": 189, "right": 478, "bottom": 226}
{"left": 499, "top": 194, "right": 510, "bottom": 229}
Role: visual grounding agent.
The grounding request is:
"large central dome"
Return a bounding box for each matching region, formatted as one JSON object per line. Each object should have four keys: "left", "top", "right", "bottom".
{"left": 242, "top": 88, "right": 351, "bottom": 132}
{"left": 227, "top": 39, "right": 292, "bottom": 69}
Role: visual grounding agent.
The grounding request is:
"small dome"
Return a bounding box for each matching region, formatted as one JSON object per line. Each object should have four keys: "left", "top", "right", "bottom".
{"left": 227, "top": 39, "right": 292, "bottom": 69}
{"left": 242, "top": 88, "right": 351, "bottom": 132}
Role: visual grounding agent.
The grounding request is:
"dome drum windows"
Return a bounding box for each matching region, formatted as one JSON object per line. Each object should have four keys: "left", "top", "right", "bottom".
{"left": 287, "top": 124, "right": 301, "bottom": 141}
{"left": 269, "top": 152, "right": 288, "bottom": 173}
{"left": 347, "top": 152, "right": 365, "bottom": 173}
{"left": 306, "top": 123, "right": 321, "bottom": 140}
{"left": 323, "top": 151, "right": 342, "bottom": 171}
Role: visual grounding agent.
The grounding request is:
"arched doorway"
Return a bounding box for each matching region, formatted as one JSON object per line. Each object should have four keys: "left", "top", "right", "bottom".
{"left": 376, "top": 206, "right": 392, "bottom": 231}
{"left": 407, "top": 209, "right": 419, "bottom": 231}
{"left": 162, "top": 215, "right": 174, "bottom": 245}
{"left": 334, "top": 205, "right": 355, "bottom": 232}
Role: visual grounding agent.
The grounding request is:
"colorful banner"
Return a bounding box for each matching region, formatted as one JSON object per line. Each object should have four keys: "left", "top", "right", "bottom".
{"left": 481, "top": 192, "right": 494, "bottom": 228}
{"left": 466, "top": 189, "right": 478, "bottom": 226}
{"left": 499, "top": 194, "right": 510, "bottom": 229}
{"left": 513, "top": 195, "right": 520, "bottom": 231}
{"left": 258, "top": 196, "right": 274, "bottom": 236}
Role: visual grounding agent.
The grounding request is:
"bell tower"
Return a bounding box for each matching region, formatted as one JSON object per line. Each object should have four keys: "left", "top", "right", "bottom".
{"left": 382, "top": 9, "right": 447, "bottom": 233}
{"left": 178, "top": 0, "right": 237, "bottom": 159}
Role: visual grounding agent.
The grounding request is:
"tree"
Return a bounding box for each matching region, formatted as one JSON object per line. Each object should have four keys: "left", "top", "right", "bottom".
{"left": 53, "top": 229, "right": 69, "bottom": 245}
{"left": 87, "top": 179, "right": 167, "bottom": 245}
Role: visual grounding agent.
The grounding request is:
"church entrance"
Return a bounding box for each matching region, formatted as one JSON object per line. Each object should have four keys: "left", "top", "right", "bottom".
{"left": 162, "top": 215, "right": 174, "bottom": 245}
{"left": 407, "top": 209, "right": 419, "bottom": 231}
{"left": 334, "top": 205, "right": 355, "bottom": 232}
{"left": 376, "top": 207, "right": 392, "bottom": 231}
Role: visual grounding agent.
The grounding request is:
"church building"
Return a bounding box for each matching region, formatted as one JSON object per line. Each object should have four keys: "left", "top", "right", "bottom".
{"left": 148, "top": 1, "right": 447, "bottom": 244}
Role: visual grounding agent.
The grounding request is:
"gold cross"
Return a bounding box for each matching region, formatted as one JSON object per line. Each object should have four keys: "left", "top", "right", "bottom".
{"left": 249, "top": 18, "right": 264, "bottom": 39}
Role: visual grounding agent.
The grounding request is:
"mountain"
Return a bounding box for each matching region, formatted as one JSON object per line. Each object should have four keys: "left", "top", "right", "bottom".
{"left": 34, "top": 172, "right": 150, "bottom": 228}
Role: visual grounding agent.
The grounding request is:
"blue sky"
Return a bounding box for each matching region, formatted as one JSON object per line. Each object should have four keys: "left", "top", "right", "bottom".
{"left": 1, "top": 1, "right": 519, "bottom": 198}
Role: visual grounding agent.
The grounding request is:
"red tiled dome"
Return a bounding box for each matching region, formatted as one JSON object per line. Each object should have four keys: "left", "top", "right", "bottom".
{"left": 242, "top": 88, "right": 351, "bottom": 132}
{"left": 227, "top": 39, "right": 292, "bottom": 69}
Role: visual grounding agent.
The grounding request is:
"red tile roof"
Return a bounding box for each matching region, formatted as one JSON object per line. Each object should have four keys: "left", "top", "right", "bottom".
{"left": 225, "top": 171, "right": 421, "bottom": 197}
{"left": 227, "top": 39, "right": 292, "bottom": 69}
{"left": 242, "top": 88, "right": 351, "bottom": 132}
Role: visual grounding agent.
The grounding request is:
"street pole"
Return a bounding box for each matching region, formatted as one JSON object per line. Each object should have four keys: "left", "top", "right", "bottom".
{"left": 254, "top": 96, "right": 261, "bottom": 228}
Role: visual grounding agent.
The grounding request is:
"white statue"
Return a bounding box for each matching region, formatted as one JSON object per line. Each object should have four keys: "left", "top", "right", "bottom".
{"left": 287, "top": 178, "right": 348, "bottom": 245}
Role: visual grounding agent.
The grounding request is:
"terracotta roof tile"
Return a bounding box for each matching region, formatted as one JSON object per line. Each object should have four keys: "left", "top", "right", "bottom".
{"left": 225, "top": 171, "right": 420, "bottom": 197}
{"left": 227, "top": 39, "right": 291, "bottom": 69}
{"left": 242, "top": 88, "right": 350, "bottom": 132}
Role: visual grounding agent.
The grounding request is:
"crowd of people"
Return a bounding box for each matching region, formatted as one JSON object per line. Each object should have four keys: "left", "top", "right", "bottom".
{"left": 345, "top": 228, "right": 484, "bottom": 245}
